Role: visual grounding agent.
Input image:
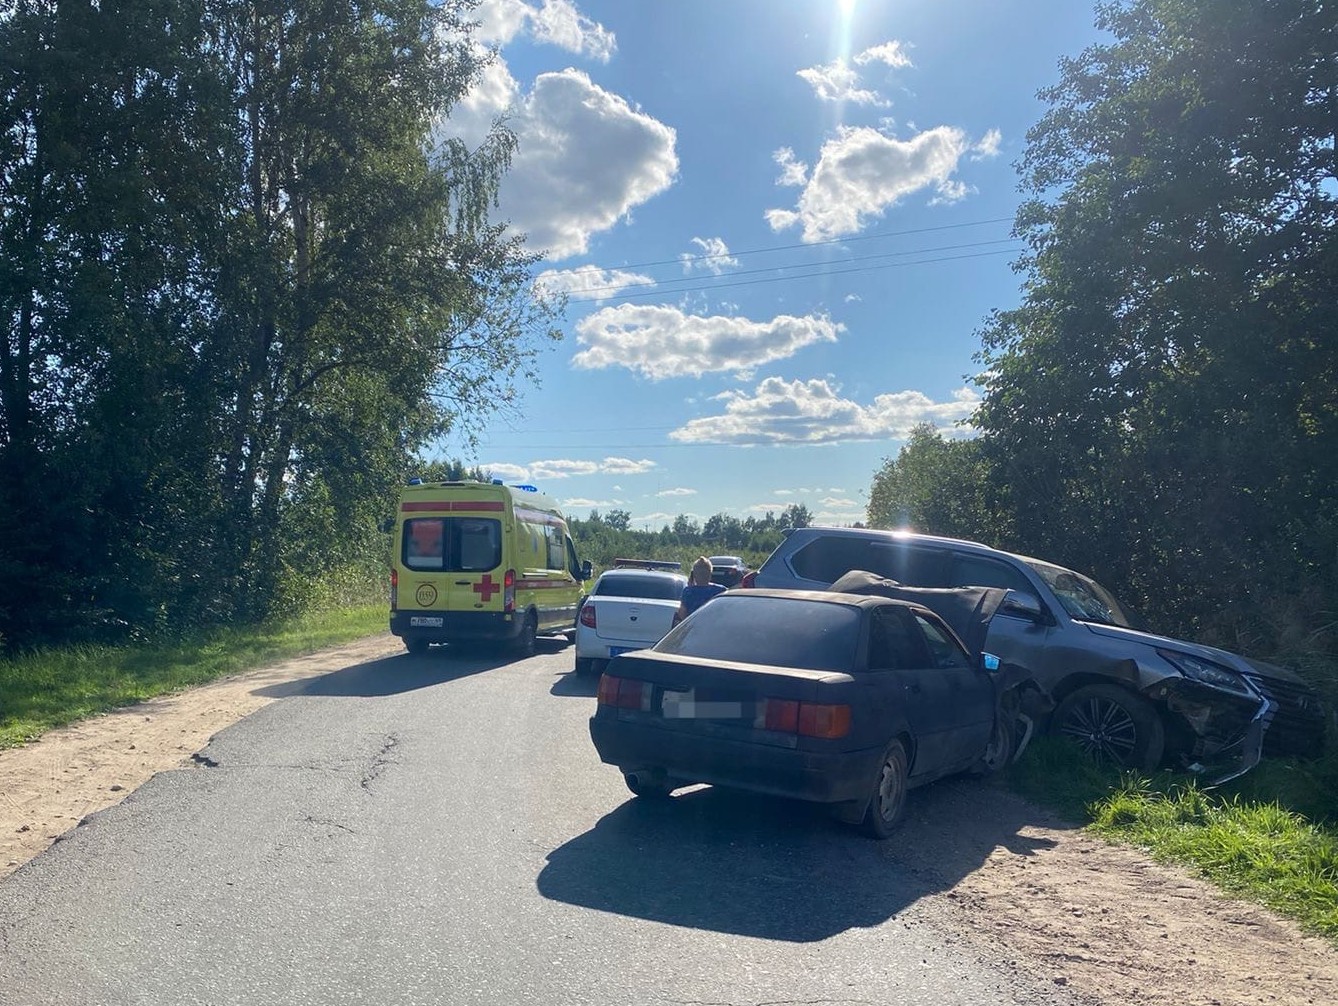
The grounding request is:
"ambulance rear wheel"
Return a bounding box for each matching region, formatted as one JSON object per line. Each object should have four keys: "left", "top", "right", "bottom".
{"left": 405, "top": 638, "right": 429, "bottom": 657}
{"left": 512, "top": 611, "right": 537, "bottom": 658}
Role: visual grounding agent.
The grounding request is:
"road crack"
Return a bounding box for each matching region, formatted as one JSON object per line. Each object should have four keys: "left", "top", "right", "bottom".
{"left": 360, "top": 734, "right": 401, "bottom": 792}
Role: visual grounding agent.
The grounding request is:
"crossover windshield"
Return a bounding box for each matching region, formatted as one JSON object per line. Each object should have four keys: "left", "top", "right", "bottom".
{"left": 1025, "top": 561, "right": 1135, "bottom": 628}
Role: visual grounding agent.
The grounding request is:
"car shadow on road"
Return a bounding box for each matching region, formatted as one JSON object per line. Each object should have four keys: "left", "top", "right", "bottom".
{"left": 253, "top": 649, "right": 516, "bottom": 699}
{"left": 550, "top": 671, "right": 599, "bottom": 698}
{"left": 537, "top": 777, "right": 1067, "bottom": 942}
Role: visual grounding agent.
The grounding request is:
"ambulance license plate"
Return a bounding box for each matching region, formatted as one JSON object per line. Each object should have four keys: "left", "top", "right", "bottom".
{"left": 410, "top": 616, "right": 444, "bottom": 627}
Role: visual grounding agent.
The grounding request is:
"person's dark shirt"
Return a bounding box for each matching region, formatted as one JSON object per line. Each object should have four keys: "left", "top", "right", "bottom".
{"left": 679, "top": 582, "right": 726, "bottom": 617}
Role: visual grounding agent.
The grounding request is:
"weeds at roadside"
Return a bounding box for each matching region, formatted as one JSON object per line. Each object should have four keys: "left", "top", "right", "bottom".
{"left": 1008, "top": 737, "right": 1338, "bottom": 942}
{"left": 0, "top": 605, "right": 386, "bottom": 748}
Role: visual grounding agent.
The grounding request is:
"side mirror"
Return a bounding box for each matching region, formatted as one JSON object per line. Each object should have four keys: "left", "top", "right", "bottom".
{"left": 580, "top": 560, "right": 593, "bottom": 581}
{"left": 999, "top": 591, "right": 1047, "bottom": 623}
{"left": 377, "top": 517, "right": 394, "bottom": 534}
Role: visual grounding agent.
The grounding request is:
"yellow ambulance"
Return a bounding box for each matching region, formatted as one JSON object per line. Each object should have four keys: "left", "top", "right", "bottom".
{"left": 388, "top": 479, "right": 592, "bottom": 656}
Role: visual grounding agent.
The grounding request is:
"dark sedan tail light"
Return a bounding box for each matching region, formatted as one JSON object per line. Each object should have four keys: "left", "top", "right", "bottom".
{"left": 755, "top": 698, "right": 851, "bottom": 738}
{"left": 740, "top": 571, "right": 757, "bottom": 588}
{"left": 597, "top": 674, "right": 651, "bottom": 711}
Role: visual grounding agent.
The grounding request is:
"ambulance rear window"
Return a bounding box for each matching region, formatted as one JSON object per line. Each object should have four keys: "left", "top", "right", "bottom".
{"left": 403, "top": 518, "right": 501, "bottom": 572}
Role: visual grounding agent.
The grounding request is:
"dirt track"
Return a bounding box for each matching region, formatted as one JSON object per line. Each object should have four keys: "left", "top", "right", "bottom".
{"left": 1, "top": 633, "right": 1334, "bottom": 1006}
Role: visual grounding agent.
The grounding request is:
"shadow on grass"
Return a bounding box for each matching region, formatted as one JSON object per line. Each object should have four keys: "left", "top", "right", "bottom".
{"left": 1010, "top": 736, "right": 1338, "bottom": 827}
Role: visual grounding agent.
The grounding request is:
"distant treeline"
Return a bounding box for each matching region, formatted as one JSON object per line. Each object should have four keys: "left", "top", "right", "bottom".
{"left": 568, "top": 505, "right": 825, "bottom": 575}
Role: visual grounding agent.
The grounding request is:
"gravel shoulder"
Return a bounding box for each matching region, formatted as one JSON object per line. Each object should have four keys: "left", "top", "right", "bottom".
{"left": 1, "top": 633, "right": 1335, "bottom": 1005}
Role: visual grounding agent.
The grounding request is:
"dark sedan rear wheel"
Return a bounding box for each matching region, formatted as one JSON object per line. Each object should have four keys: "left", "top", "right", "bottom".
{"left": 863, "top": 740, "right": 909, "bottom": 839}
{"left": 1053, "top": 684, "right": 1165, "bottom": 771}
{"left": 623, "top": 770, "right": 674, "bottom": 799}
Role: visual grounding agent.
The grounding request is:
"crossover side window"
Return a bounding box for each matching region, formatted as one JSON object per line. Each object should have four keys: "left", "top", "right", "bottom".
{"left": 949, "top": 554, "right": 1035, "bottom": 593}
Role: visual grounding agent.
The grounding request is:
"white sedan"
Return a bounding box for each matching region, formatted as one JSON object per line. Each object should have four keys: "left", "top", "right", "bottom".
{"left": 574, "top": 568, "right": 687, "bottom": 676}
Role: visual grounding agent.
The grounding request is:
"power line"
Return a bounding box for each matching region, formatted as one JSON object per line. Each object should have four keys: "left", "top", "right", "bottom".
{"left": 565, "top": 236, "right": 1023, "bottom": 300}
{"left": 601, "top": 215, "right": 1017, "bottom": 273}
{"left": 567, "top": 246, "right": 1022, "bottom": 305}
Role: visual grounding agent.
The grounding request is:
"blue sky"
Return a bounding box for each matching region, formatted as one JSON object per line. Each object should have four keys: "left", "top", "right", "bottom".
{"left": 435, "top": 0, "right": 1104, "bottom": 529}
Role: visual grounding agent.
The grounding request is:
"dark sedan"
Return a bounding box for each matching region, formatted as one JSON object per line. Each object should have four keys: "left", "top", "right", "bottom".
{"left": 588, "top": 587, "right": 1036, "bottom": 837}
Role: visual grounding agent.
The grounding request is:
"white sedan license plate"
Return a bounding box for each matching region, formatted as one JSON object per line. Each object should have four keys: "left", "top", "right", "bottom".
{"left": 409, "top": 616, "right": 444, "bottom": 627}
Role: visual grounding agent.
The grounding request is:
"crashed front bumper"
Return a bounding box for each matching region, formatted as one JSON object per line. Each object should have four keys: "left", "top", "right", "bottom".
{"left": 1149, "top": 678, "right": 1275, "bottom": 785}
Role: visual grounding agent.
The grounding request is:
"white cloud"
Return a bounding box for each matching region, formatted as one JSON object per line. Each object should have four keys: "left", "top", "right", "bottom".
{"left": 746, "top": 502, "right": 791, "bottom": 513}
{"left": 797, "top": 58, "right": 886, "bottom": 106}
{"left": 929, "top": 178, "right": 973, "bottom": 206}
{"left": 774, "top": 489, "right": 794, "bottom": 496}
{"left": 572, "top": 305, "right": 841, "bottom": 380}
{"left": 482, "top": 461, "right": 530, "bottom": 481}
{"left": 972, "top": 128, "right": 1003, "bottom": 159}
{"left": 483, "top": 458, "right": 655, "bottom": 481}
{"left": 443, "top": 55, "right": 521, "bottom": 151}
{"left": 474, "top": 0, "right": 531, "bottom": 44}
{"left": 773, "top": 147, "right": 809, "bottom": 187}
{"left": 656, "top": 487, "right": 698, "bottom": 497}
{"left": 601, "top": 457, "right": 657, "bottom": 474}
{"left": 844, "top": 293, "right": 862, "bottom": 303}
{"left": 534, "top": 264, "right": 656, "bottom": 301}
{"left": 530, "top": 0, "right": 616, "bottom": 60}
{"left": 765, "top": 125, "right": 972, "bottom": 241}
{"left": 474, "top": 0, "right": 614, "bottom": 59}
{"left": 822, "top": 496, "right": 859, "bottom": 508}
{"left": 681, "top": 237, "right": 739, "bottom": 275}
{"left": 669, "top": 378, "right": 981, "bottom": 445}
{"left": 529, "top": 459, "right": 600, "bottom": 479}
{"left": 563, "top": 498, "right": 624, "bottom": 509}
{"left": 632, "top": 511, "right": 681, "bottom": 526}
{"left": 496, "top": 69, "right": 678, "bottom": 259}
{"left": 815, "top": 510, "right": 863, "bottom": 523}
{"left": 855, "top": 41, "right": 914, "bottom": 69}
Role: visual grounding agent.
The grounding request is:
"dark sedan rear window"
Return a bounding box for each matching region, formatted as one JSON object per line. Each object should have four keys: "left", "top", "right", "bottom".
{"left": 594, "top": 574, "right": 685, "bottom": 600}
{"left": 656, "top": 595, "right": 859, "bottom": 672}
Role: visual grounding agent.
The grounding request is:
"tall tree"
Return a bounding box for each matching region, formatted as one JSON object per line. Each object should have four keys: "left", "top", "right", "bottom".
{"left": 0, "top": 0, "right": 560, "bottom": 646}
{"left": 975, "top": 0, "right": 1338, "bottom": 647}
{"left": 0, "top": 0, "right": 233, "bottom": 640}
{"left": 203, "top": 0, "right": 559, "bottom": 618}
{"left": 867, "top": 425, "right": 1012, "bottom": 543}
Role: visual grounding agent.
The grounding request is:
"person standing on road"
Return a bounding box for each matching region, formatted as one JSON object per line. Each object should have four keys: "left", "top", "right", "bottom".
{"left": 673, "top": 556, "right": 727, "bottom": 626}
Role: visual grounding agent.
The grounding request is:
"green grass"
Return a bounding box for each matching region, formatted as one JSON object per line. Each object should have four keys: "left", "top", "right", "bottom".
{"left": 1009, "top": 737, "right": 1338, "bottom": 941}
{"left": 0, "top": 604, "right": 386, "bottom": 749}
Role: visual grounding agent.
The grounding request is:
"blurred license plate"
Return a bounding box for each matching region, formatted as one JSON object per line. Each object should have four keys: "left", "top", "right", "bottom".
{"left": 409, "top": 616, "right": 443, "bottom": 627}
{"left": 661, "top": 689, "right": 745, "bottom": 719}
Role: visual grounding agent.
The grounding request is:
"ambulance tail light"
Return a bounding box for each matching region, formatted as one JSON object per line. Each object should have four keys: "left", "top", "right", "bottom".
{"left": 390, "top": 568, "right": 398, "bottom": 611}
{"left": 503, "top": 569, "right": 516, "bottom": 613}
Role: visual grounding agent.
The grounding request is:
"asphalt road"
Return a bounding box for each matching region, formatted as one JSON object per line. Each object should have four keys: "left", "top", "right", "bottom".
{"left": 0, "top": 639, "right": 1079, "bottom": 1006}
